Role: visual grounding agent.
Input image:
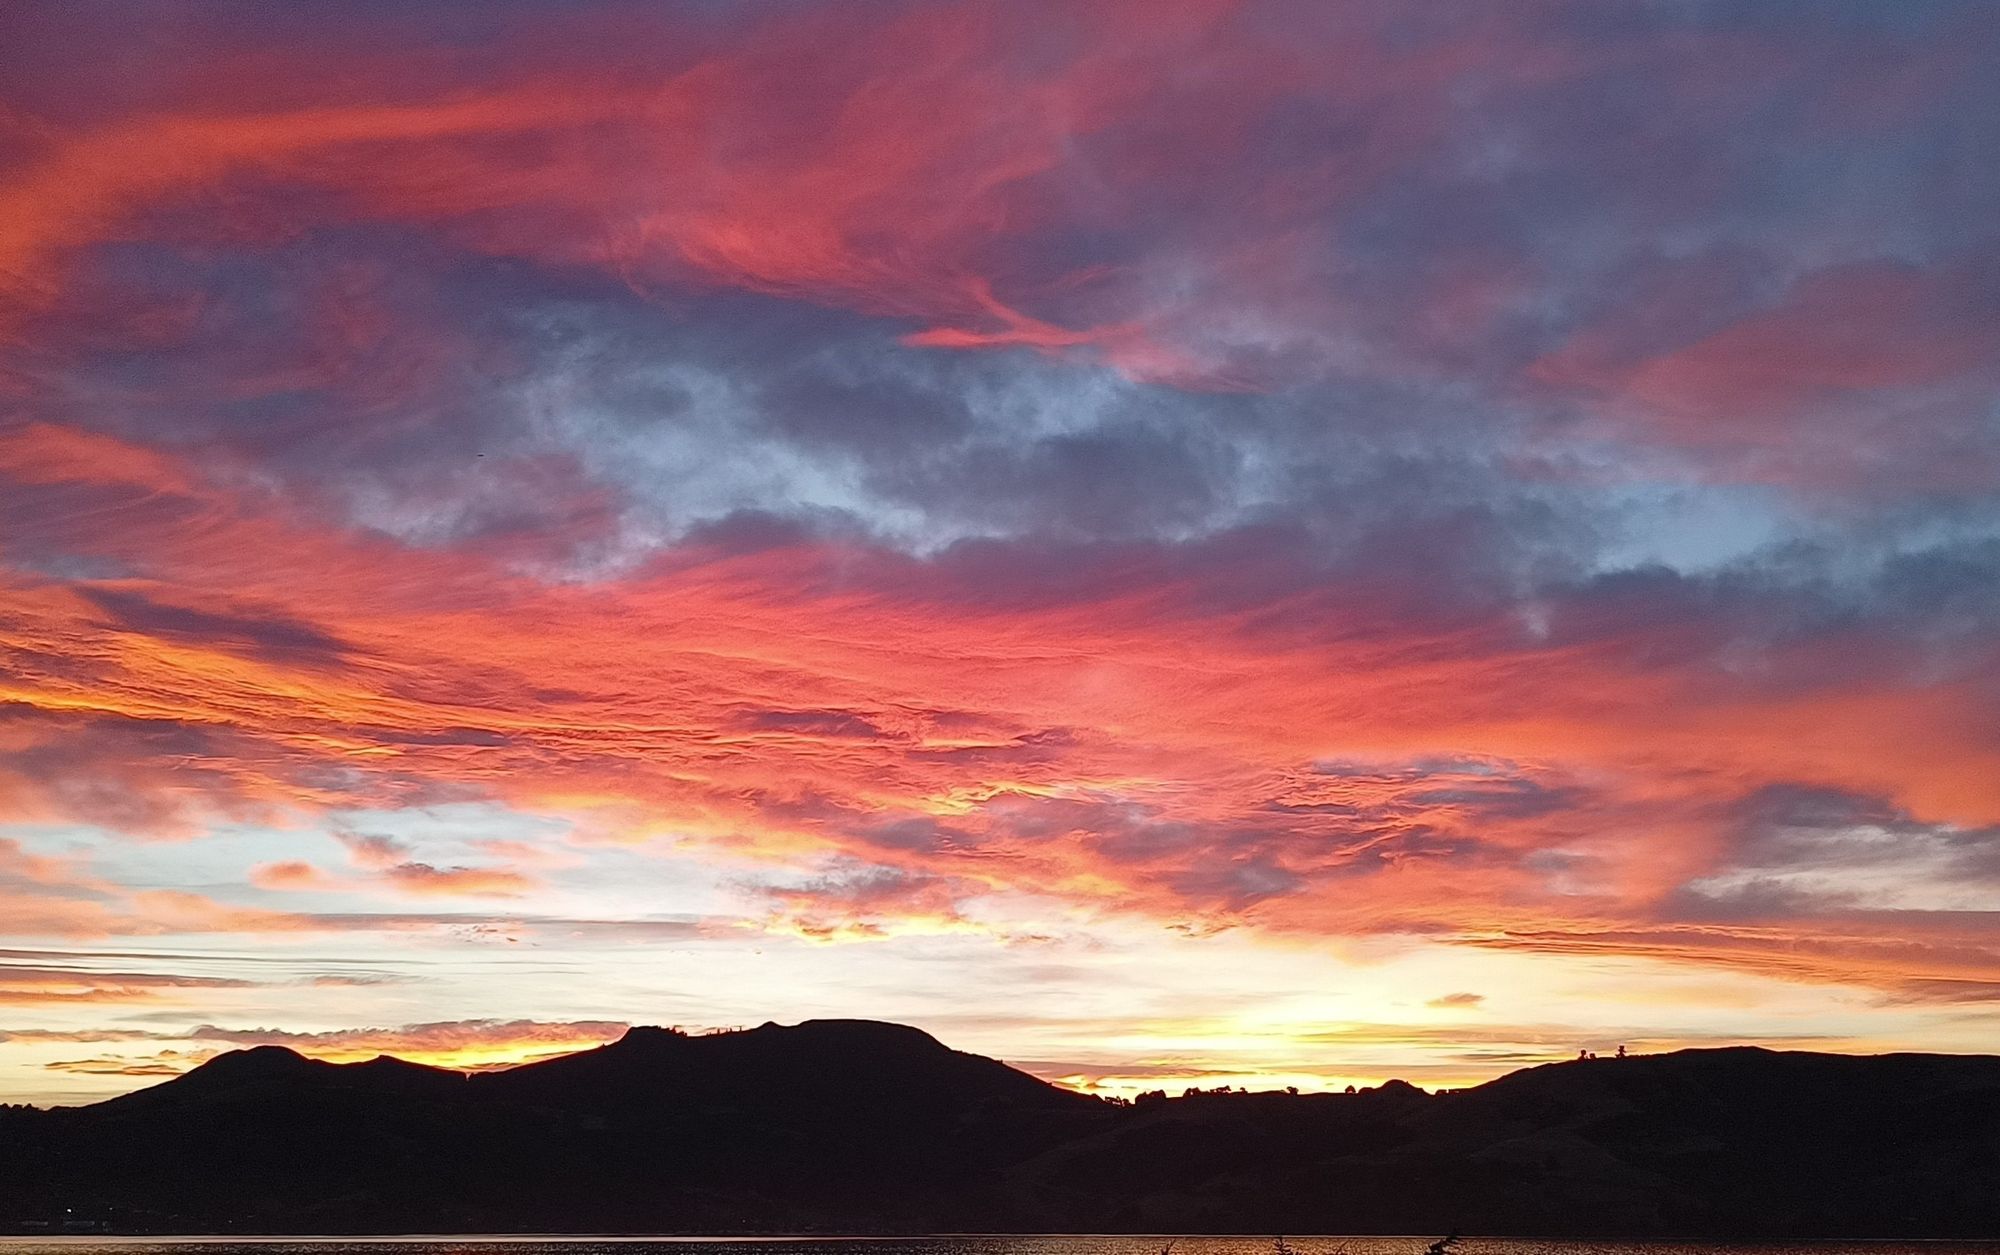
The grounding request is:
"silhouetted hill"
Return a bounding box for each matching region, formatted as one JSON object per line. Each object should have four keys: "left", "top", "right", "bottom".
{"left": 490, "top": 1018, "right": 1079, "bottom": 1115}
{"left": 4, "top": 1022, "right": 1997, "bottom": 1237}
{"left": 93, "top": 1044, "right": 468, "bottom": 1115}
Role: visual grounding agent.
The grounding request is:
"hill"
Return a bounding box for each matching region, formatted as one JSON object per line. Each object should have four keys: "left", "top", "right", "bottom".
{"left": 3, "top": 1021, "right": 1997, "bottom": 1237}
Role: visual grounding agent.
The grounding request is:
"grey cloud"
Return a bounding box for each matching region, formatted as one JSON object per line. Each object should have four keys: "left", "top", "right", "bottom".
{"left": 76, "top": 586, "right": 357, "bottom": 666}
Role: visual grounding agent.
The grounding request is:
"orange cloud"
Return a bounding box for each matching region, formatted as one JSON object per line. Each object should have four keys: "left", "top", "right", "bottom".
{"left": 44, "top": 1050, "right": 209, "bottom": 1077}
{"left": 13, "top": 1021, "right": 632, "bottom": 1084}
{"left": 0, "top": 0, "right": 1498, "bottom": 387}
{"left": 1427, "top": 992, "right": 1484, "bottom": 1009}
{"left": 2, "top": 421, "right": 1997, "bottom": 1001}
{"left": 0, "top": 959, "right": 253, "bottom": 1006}
{"left": 2, "top": 0, "right": 1997, "bottom": 1031}
{"left": 249, "top": 861, "right": 333, "bottom": 891}
{"left": 186, "top": 1018, "right": 631, "bottom": 1070}
{"left": 378, "top": 863, "right": 535, "bottom": 898}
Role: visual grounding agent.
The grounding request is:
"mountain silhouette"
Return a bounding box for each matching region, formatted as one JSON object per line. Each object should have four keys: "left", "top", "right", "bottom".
{"left": 3, "top": 1020, "right": 1997, "bottom": 1237}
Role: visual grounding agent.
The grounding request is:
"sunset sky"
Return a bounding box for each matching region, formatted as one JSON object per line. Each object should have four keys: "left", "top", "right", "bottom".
{"left": 3, "top": 0, "right": 1999, "bottom": 1107}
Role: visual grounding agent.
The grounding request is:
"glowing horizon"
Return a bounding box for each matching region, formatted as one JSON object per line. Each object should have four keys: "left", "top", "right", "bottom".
{"left": 3, "top": 0, "right": 2000, "bottom": 1108}
{"left": 1, "top": 1012, "right": 1921, "bottom": 1108}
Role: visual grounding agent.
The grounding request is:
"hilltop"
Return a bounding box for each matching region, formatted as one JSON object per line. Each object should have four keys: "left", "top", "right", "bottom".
{"left": 3, "top": 1020, "right": 1997, "bottom": 1237}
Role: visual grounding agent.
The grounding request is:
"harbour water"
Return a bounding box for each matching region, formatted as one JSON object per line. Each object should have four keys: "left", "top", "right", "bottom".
{"left": 3, "top": 1238, "right": 1997, "bottom": 1255}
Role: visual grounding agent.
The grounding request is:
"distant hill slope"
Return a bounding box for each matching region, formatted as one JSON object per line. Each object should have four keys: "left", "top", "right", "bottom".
{"left": 3, "top": 1022, "right": 1997, "bottom": 1237}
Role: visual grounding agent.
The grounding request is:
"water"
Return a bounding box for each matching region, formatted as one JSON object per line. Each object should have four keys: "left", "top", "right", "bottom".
{"left": 1, "top": 1240, "right": 1996, "bottom": 1255}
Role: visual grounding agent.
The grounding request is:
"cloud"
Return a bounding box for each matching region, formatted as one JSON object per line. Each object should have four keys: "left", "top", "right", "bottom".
{"left": 10, "top": 1020, "right": 634, "bottom": 1083}
{"left": 0, "top": 958, "right": 253, "bottom": 1006}
{"left": 732, "top": 708, "right": 895, "bottom": 741}
{"left": 45, "top": 1052, "right": 200, "bottom": 1077}
{"left": 249, "top": 861, "right": 334, "bottom": 891}
{"left": 74, "top": 586, "right": 358, "bottom": 668}
{"left": 4, "top": 438, "right": 2000, "bottom": 997}
{"left": 0, "top": 1028, "right": 189, "bottom": 1044}
{"left": 0, "top": 0, "right": 1998, "bottom": 1073}
{"left": 334, "top": 832, "right": 416, "bottom": 871}
{"left": 329, "top": 829, "right": 535, "bottom": 897}
{"left": 1533, "top": 261, "right": 2000, "bottom": 491}
{"left": 751, "top": 861, "right": 981, "bottom": 941}
{"left": 185, "top": 1017, "right": 630, "bottom": 1065}
{"left": 377, "top": 862, "right": 535, "bottom": 898}
{"left": 1466, "top": 922, "right": 2000, "bottom": 1006}
{"left": 0, "top": 839, "right": 151, "bottom": 939}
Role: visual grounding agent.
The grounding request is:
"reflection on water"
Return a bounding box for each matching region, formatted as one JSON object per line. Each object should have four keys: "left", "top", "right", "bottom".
{"left": 3, "top": 1240, "right": 1998, "bottom": 1255}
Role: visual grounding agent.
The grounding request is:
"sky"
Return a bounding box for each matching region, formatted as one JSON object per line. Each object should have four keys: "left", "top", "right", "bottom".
{"left": 1, "top": 0, "right": 1999, "bottom": 1107}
